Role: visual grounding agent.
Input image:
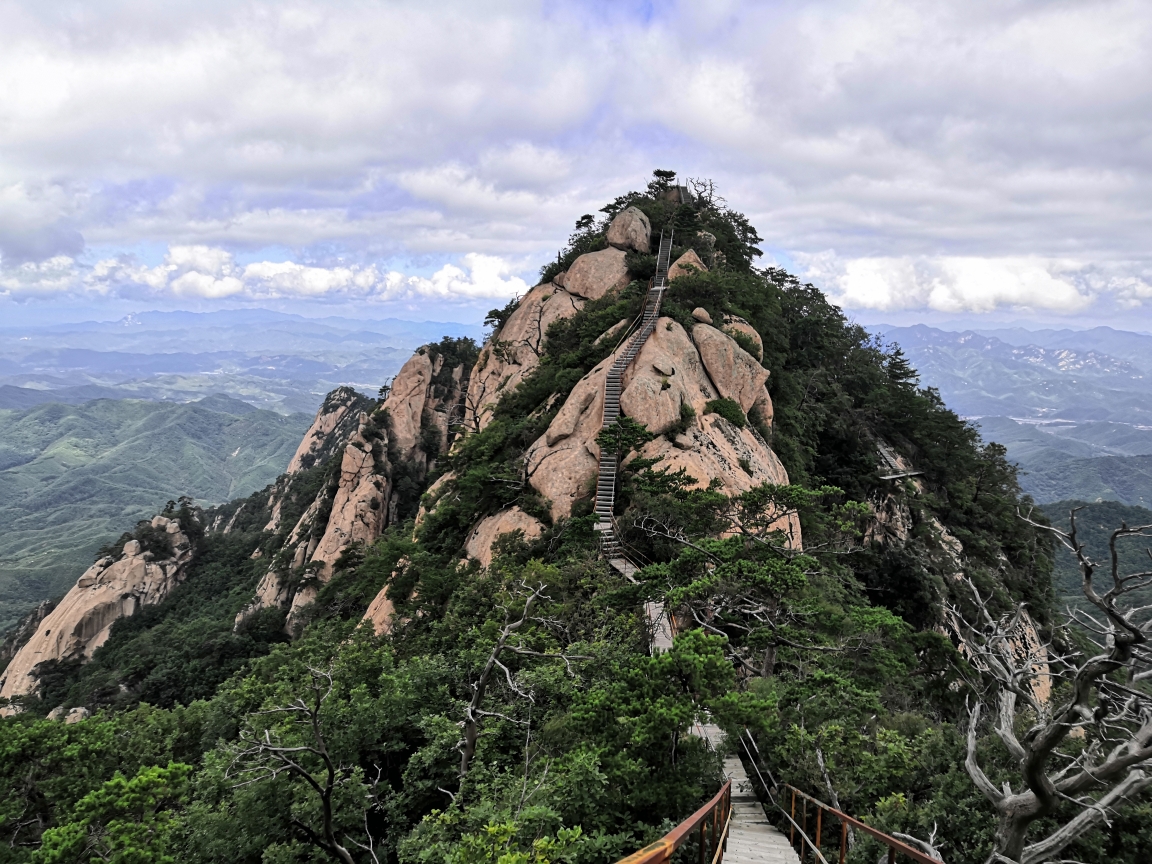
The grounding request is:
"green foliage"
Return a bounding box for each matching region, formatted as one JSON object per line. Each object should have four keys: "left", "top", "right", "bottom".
{"left": 595, "top": 418, "right": 656, "bottom": 461}
{"left": 703, "top": 398, "right": 746, "bottom": 428}
{"left": 0, "top": 399, "right": 311, "bottom": 632}
{"left": 34, "top": 763, "right": 191, "bottom": 864}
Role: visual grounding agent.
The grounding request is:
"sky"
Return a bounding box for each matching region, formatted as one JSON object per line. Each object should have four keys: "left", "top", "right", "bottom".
{"left": 2, "top": 0, "right": 1152, "bottom": 330}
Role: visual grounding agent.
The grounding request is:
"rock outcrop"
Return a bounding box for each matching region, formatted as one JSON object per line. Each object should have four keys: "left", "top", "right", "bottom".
{"left": 467, "top": 283, "right": 585, "bottom": 431}
{"left": 722, "top": 315, "right": 764, "bottom": 361}
{"left": 0, "top": 516, "right": 195, "bottom": 703}
{"left": 237, "top": 342, "right": 474, "bottom": 632}
{"left": 606, "top": 206, "right": 651, "bottom": 253}
{"left": 564, "top": 248, "right": 630, "bottom": 301}
{"left": 668, "top": 249, "right": 707, "bottom": 282}
{"left": 465, "top": 507, "right": 546, "bottom": 567}
{"left": 524, "top": 316, "right": 788, "bottom": 524}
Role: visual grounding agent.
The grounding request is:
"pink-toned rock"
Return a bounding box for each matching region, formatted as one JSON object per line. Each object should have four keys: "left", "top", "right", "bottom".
{"left": 0, "top": 519, "right": 194, "bottom": 702}
{"left": 308, "top": 431, "right": 390, "bottom": 579}
{"left": 362, "top": 590, "right": 396, "bottom": 636}
{"left": 564, "top": 248, "right": 630, "bottom": 301}
{"left": 637, "top": 414, "right": 799, "bottom": 544}
{"left": 722, "top": 315, "right": 764, "bottom": 361}
{"left": 285, "top": 387, "right": 364, "bottom": 476}
{"left": 668, "top": 249, "right": 707, "bottom": 281}
{"left": 526, "top": 368, "right": 606, "bottom": 519}
{"left": 465, "top": 283, "right": 585, "bottom": 432}
{"left": 465, "top": 507, "right": 546, "bottom": 567}
{"left": 383, "top": 351, "right": 435, "bottom": 463}
{"left": 691, "top": 307, "right": 712, "bottom": 324}
{"left": 691, "top": 324, "right": 770, "bottom": 414}
{"left": 606, "top": 207, "right": 651, "bottom": 253}
{"left": 619, "top": 318, "right": 718, "bottom": 434}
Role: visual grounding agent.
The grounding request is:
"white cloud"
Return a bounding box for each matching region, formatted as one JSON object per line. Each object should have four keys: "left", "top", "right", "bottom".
{"left": 3, "top": 1, "right": 1152, "bottom": 321}
{"left": 1, "top": 243, "right": 528, "bottom": 303}
{"left": 799, "top": 252, "right": 1096, "bottom": 313}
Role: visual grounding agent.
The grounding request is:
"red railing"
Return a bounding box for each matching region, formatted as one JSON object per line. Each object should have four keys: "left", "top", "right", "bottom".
{"left": 615, "top": 780, "right": 732, "bottom": 864}
{"left": 782, "top": 785, "right": 943, "bottom": 864}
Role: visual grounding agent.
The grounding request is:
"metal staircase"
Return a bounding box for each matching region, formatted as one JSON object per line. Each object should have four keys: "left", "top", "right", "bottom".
{"left": 596, "top": 229, "right": 674, "bottom": 571}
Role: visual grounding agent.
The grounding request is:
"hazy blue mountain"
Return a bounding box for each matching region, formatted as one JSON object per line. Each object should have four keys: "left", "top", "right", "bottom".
{"left": 0, "top": 308, "right": 484, "bottom": 415}
{"left": 0, "top": 395, "right": 312, "bottom": 631}
{"left": 876, "top": 323, "right": 1152, "bottom": 505}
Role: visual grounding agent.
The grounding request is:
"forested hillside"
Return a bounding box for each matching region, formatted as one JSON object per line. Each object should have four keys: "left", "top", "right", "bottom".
{"left": 0, "top": 395, "right": 310, "bottom": 631}
{"left": 2, "top": 175, "right": 1148, "bottom": 864}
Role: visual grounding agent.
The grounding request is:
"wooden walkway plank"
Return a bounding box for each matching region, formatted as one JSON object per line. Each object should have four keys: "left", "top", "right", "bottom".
{"left": 690, "top": 723, "right": 800, "bottom": 864}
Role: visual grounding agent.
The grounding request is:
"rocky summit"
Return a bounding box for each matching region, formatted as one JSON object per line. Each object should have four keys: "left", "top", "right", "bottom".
{"left": 3, "top": 172, "right": 1127, "bottom": 864}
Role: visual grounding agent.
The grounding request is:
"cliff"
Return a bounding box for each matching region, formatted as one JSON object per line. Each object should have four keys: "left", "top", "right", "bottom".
{"left": 0, "top": 514, "right": 195, "bottom": 703}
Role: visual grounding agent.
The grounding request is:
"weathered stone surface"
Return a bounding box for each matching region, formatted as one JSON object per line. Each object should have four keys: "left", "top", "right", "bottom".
{"left": 637, "top": 415, "right": 798, "bottom": 542}
{"left": 564, "top": 248, "right": 630, "bottom": 301}
{"left": 692, "top": 307, "right": 712, "bottom": 324}
{"left": 722, "top": 315, "right": 763, "bottom": 361}
{"left": 362, "top": 590, "right": 396, "bottom": 637}
{"left": 606, "top": 206, "right": 651, "bottom": 253}
{"left": 384, "top": 351, "right": 435, "bottom": 464}
{"left": 466, "top": 283, "right": 585, "bottom": 431}
{"left": 668, "top": 249, "right": 707, "bottom": 281}
{"left": 285, "top": 387, "right": 365, "bottom": 476}
{"left": 691, "top": 324, "right": 770, "bottom": 414}
{"left": 64, "top": 707, "right": 90, "bottom": 724}
{"left": 309, "top": 429, "right": 390, "bottom": 579}
{"left": 0, "top": 517, "right": 194, "bottom": 702}
{"left": 526, "top": 368, "right": 606, "bottom": 519}
{"left": 620, "top": 318, "right": 718, "bottom": 434}
{"left": 465, "top": 507, "right": 545, "bottom": 567}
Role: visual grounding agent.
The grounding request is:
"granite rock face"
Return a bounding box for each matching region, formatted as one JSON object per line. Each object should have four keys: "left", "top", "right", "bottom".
{"left": 606, "top": 206, "right": 651, "bottom": 253}
{"left": 564, "top": 248, "right": 631, "bottom": 301}
{"left": 465, "top": 507, "right": 546, "bottom": 568}
{"left": 520, "top": 315, "right": 789, "bottom": 532}
{"left": 667, "top": 249, "right": 707, "bottom": 282}
{"left": 466, "top": 283, "right": 585, "bottom": 432}
{"left": 0, "top": 515, "right": 195, "bottom": 703}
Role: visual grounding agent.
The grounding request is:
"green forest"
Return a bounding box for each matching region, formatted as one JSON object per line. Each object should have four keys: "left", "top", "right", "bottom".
{"left": 3, "top": 174, "right": 1150, "bottom": 864}
{"left": 0, "top": 395, "right": 310, "bottom": 632}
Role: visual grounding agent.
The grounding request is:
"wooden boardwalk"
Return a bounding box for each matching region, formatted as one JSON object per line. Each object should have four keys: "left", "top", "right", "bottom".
{"left": 692, "top": 723, "right": 800, "bottom": 864}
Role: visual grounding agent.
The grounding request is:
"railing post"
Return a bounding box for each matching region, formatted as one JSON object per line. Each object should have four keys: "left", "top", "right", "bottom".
{"left": 839, "top": 821, "right": 847, "bottom": 864}
{"left": 698, "top": 816, "right": 706, "bottom": 864}
{"left": 790, "top": 789, "right": 796, "bottom": 847}
{"left": 815, "top": 805, "right": 822, "bottom": 856}
{"left": 887, "top": 847, "right": 896, "bottom": 864}
{"left": 802, "top": 798, "right": 808, "bottom": 859}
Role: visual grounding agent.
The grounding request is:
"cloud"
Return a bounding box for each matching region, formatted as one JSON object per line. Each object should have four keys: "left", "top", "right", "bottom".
{"left": 798, "top": 252, "right": 1098, "bottom": 313}
{"left": 3, "top": 1, "right": 1152, "bottom": 320}
{"left": 0, "top": 244, "right": 528, "bottom": 304}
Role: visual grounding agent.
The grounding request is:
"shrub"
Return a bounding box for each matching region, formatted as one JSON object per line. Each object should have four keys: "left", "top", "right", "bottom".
{"left": 704, "top": 398, "right": 746, "bottom": 428}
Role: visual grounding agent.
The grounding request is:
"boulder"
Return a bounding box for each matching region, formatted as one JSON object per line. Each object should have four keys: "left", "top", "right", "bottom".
{"left": 691, "top": 324, "right": 771, "bottom": 414}
{"left": 722, "top": 315, "right": 764, "bottom": 361}
{"left": 606, "top": 207, "right": 651, "bottom": 253}
{"left": 64, "top": 707, "right": 90, "bottom": 724}
{"left": 619, "top": 318, "right": 718, "bottom": 434}
{"left": 465, "top": 507, "right": 546, "bottom": 567}
{"left": 564, "top": 248, "right": 630, "bottom": 301}
{"left": 692, "top": 307, "right": 712, "bottom": 324}
{"left": 526, "top": 369, "right": 605, "bottom": 519}
{"left": 0, "top": 522, "right": 194, "bottom": 703}
{"left": 668, "top": 249, "right": 707, "bottom": 281}
{"left": 466, "top": 283, "right": 585, "bottom": 431}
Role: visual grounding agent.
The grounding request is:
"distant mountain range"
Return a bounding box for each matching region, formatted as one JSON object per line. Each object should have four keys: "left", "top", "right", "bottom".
{"left": 0, "top": 308, "right": 485, "bottom": 414}
{"left": 875, "top": 324, "right": 1152, "bottom": 506}
{"left": 0, "top": 394, "right": 311, "bottom": 632}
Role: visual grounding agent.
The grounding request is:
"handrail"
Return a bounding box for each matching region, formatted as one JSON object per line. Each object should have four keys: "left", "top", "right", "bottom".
{"left": 615, "top": 780, "right": 732, "bottom": 864}
{"left": 780, "top": 785, "right": 944, "bottom": 864}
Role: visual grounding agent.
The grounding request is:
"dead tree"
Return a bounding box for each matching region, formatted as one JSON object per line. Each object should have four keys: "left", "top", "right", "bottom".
{"left": 457, "top": 583, "right": 585, "bottom": 783}
{"left": 228, "top": 666, "right": 370, "bottom": 864}
{"left": 955, "top": 509, "right": 1152, "bottom": 864}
